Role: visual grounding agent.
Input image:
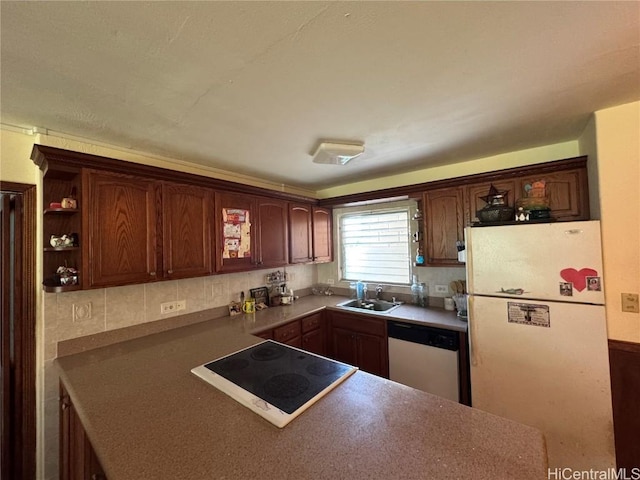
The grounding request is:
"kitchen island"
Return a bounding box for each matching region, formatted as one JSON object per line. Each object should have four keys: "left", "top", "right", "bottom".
{"left": 56, "top": 296, "right": 547, "bottom": 480}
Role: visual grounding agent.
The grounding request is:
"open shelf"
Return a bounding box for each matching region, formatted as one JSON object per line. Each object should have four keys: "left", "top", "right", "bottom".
{"left": 44, "top": 208, "right": 79, "bottom": 215}
{"left": 42, "top": 284, "right": 82, "bottom": 294}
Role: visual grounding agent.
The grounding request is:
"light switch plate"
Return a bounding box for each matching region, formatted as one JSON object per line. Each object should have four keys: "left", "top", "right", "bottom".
{"left": 621, "top": 293, "right": 639, "bottom": 313}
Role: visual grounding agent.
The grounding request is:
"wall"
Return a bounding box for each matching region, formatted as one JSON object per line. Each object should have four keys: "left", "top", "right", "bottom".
{"left": 592, "top": 102, "right": 640, "bottom": 343}
{"left": 316, "top": 141, "right": 580, "bottom": 199}
{"left": 578, "top": 115, "right": 601, "bottom": 220}
{"left": 0, "top": 128, "right": 41, "bottom": 184}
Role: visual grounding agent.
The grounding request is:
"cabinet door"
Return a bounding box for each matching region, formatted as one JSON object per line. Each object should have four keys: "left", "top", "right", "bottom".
{"left": 84, "top": 170, "right": 158, "bottom": 287}
{"left": 516, "top": 169, "right": 589, "bottom": 221}
{"left": 356, "top": 332, "right": 388, "bottom": 378}
{"left": 273, "top": 320, "right": 301, "bottom": 344}
{"left": 256, "top": 197, "right": 289, "bottom": 267}
{"left": 312, "top": 207, "right": 333, "bottom": 263}
{"left": 301, "top": 312, "right": 326, "bottom": 356}
{"left": 330, "top": 327, "right": 358, "bottom": 366}
{"left": 289, "top": 204, "right": 313, "bottom": 264}
{"left": 60, "top": 384, "right": 106, "bottom": 480}
{"left": 302, "top": 328, "right": 326, "bottom": 356}
{"left": 162, "top": 183, "right": 213, "bottom": 279}
{"left": 215, "top": 192, "right": 255, "bottom": 272}
{"left": 465, "top": 180, "right": 517, "bottom": 225}
{"left": 423, "top": 187, "right": 464, "bottom": 266}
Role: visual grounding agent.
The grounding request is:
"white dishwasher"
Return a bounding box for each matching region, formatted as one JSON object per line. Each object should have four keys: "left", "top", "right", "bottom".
{"left": 388, "top": 321, "right": 460, "bottom": 402}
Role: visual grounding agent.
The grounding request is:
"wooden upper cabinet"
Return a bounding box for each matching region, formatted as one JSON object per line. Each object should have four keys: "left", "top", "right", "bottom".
{"left": 215, "top": 192, "right": 256, "bottom": 273}
{"left": 255, "top": 197, "right": 289, "bottom": 267}
{"left": 516, "top": 169, "right": 589, "bottom": 221}
{"left": 83, "top": 169, "right": 158, "bottom": 288}
{"left": 288, "top": 204, "right": 332, "bottom": 264}
{"left": 465, "top": 180, "right": 517, "bottom": 225}
{"left": 423, "top": 187, "right": 464, "bottom": 266}
{"left": 312, "top": 207, "right": 333, "bottom": 263}
{"left": 162, "top": 183, "right": 214, "bottom": 279}
{"left": 289, "top": 204, "right": 313, "bottom": 264}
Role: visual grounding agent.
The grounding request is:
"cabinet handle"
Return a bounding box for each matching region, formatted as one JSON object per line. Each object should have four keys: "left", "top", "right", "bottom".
{"left": 167, "top": 270, "right": 173, "bottom": 274}
{"left": 150, "top": 272, "right": 156, "bottom": 276}
{"left": 91, "top": 474, "right": 106, "bottom": 480}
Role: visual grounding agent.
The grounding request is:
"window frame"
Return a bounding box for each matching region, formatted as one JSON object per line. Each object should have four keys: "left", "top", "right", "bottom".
{"left": 337, "top": 201, "right": 414, "bottom": 286}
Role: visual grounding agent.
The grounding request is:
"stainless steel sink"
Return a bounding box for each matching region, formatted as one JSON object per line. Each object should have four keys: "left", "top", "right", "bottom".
{"left": 336, "top": 298, "right": 403, "bottom": 314}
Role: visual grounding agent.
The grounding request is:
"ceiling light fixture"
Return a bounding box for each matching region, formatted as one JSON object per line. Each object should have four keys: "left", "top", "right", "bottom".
{"left": 312, "top": 142, "right": 364, "bottom": 165}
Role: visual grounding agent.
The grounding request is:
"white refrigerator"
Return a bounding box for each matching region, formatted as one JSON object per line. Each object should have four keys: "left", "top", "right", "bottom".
{"left": 465, "top": 220, "right": 615, "bottom": 470}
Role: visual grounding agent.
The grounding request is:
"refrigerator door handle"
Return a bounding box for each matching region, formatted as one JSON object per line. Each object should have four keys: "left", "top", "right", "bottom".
{"left": 468, "top": 295, "right": 478, "bottom": 366}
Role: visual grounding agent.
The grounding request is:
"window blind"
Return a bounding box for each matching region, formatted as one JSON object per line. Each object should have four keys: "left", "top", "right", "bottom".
{"left": 340, "top": 209, "right": 411, "bottom": 284}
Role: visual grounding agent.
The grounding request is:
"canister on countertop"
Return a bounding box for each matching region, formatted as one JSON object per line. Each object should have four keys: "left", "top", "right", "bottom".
{"left": 444, "top": 297, "right": 455, "bottom": 311}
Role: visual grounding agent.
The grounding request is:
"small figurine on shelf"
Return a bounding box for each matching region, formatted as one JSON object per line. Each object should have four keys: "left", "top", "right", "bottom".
{"left": 61, "top": 186, "right": 78, "bottom": 209}
{"left": 49, "top": 233, "right": 78, "bottom": 248}
{"left": 415, "top": 246, "right": 424, "bottom": 265}
{"left": 56, "top": 265, "right": 78, "bottom": 286}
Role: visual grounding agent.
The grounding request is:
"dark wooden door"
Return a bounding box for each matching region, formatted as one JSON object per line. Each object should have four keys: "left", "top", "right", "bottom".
{"left": 1, "top": 184, "right": 36, "bottom": 480}
{"left": 289, "top": 204, "right": 313, "bottom": 264}
{"left": 84, "top": 170, "right": 158, "bottom": 287}
{"left": 423, "top": 187, "right": 464, "bottom": 266}
{"left": 312, "top": 207, "right": 332, "bottom": 263}
{"left": 162, "top": 183, "right": 213, "bottom": 279}
{"left": 256, "top": 197, "right": 288, "bottom": 267}
{"left": 215, "top": 192, "right": 255, "bottom": 272}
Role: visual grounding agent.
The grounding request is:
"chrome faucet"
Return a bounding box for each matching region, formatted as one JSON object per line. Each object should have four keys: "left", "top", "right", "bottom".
{"left": 375, "top": 285, "right": 383, "bottom": 300}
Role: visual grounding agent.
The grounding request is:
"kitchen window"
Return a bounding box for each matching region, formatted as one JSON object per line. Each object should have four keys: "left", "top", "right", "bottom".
{"left": 339, "top": 207, "right": 411, "bottom": 284}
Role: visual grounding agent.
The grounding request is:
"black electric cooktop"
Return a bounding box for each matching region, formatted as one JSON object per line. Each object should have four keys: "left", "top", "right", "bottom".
{"left": 192, "top": 340, "right": 357, "bottom": 427}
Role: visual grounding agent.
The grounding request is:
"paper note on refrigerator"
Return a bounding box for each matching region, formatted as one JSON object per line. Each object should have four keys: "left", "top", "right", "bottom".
{"left": 507, "top": 302, "right": 550, "bottom": 328}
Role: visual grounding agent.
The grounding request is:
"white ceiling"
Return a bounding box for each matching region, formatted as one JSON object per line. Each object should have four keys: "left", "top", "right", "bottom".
{"left": 1, "top": 1, "right": 639, "bottom": 192}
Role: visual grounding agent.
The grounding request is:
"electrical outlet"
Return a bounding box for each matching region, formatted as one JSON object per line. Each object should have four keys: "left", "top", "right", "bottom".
{"left": 72, "top": 302, "right": 92, "bottom": 322}
{"left": 621, "top": 293, "right": 639, "bottom": 313}
{"left": 435, "top": 285, "right": 448, "bottom": 294}
{"left": 176, "top": 300, "right": 186, "bottom": 311}
{"left": 327, "top": 278, "right": 335, "bottom": 285}
{"left": 160, "top": 301, "right": 176, "bottom": 314}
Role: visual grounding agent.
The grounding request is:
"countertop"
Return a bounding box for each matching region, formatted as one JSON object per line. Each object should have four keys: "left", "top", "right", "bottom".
{"left": 55, "top": 296, "right": 547, "bottom": 479}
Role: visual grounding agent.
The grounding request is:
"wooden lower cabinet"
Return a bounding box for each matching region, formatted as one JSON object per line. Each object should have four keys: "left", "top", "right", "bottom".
{"left": 60, "top": 383, "right": 106, "bottom": 480}
{"left": 258, "top": 312, "right": 327, "bottom": 356}
{"left": 273, "top": 318, "right": 302, "bottom": 348}
{"left": 328, "top": 311, "right": 388, "bottom": 378}
{"left": 301, "top": 312, "right": 326, "bottom": 356}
